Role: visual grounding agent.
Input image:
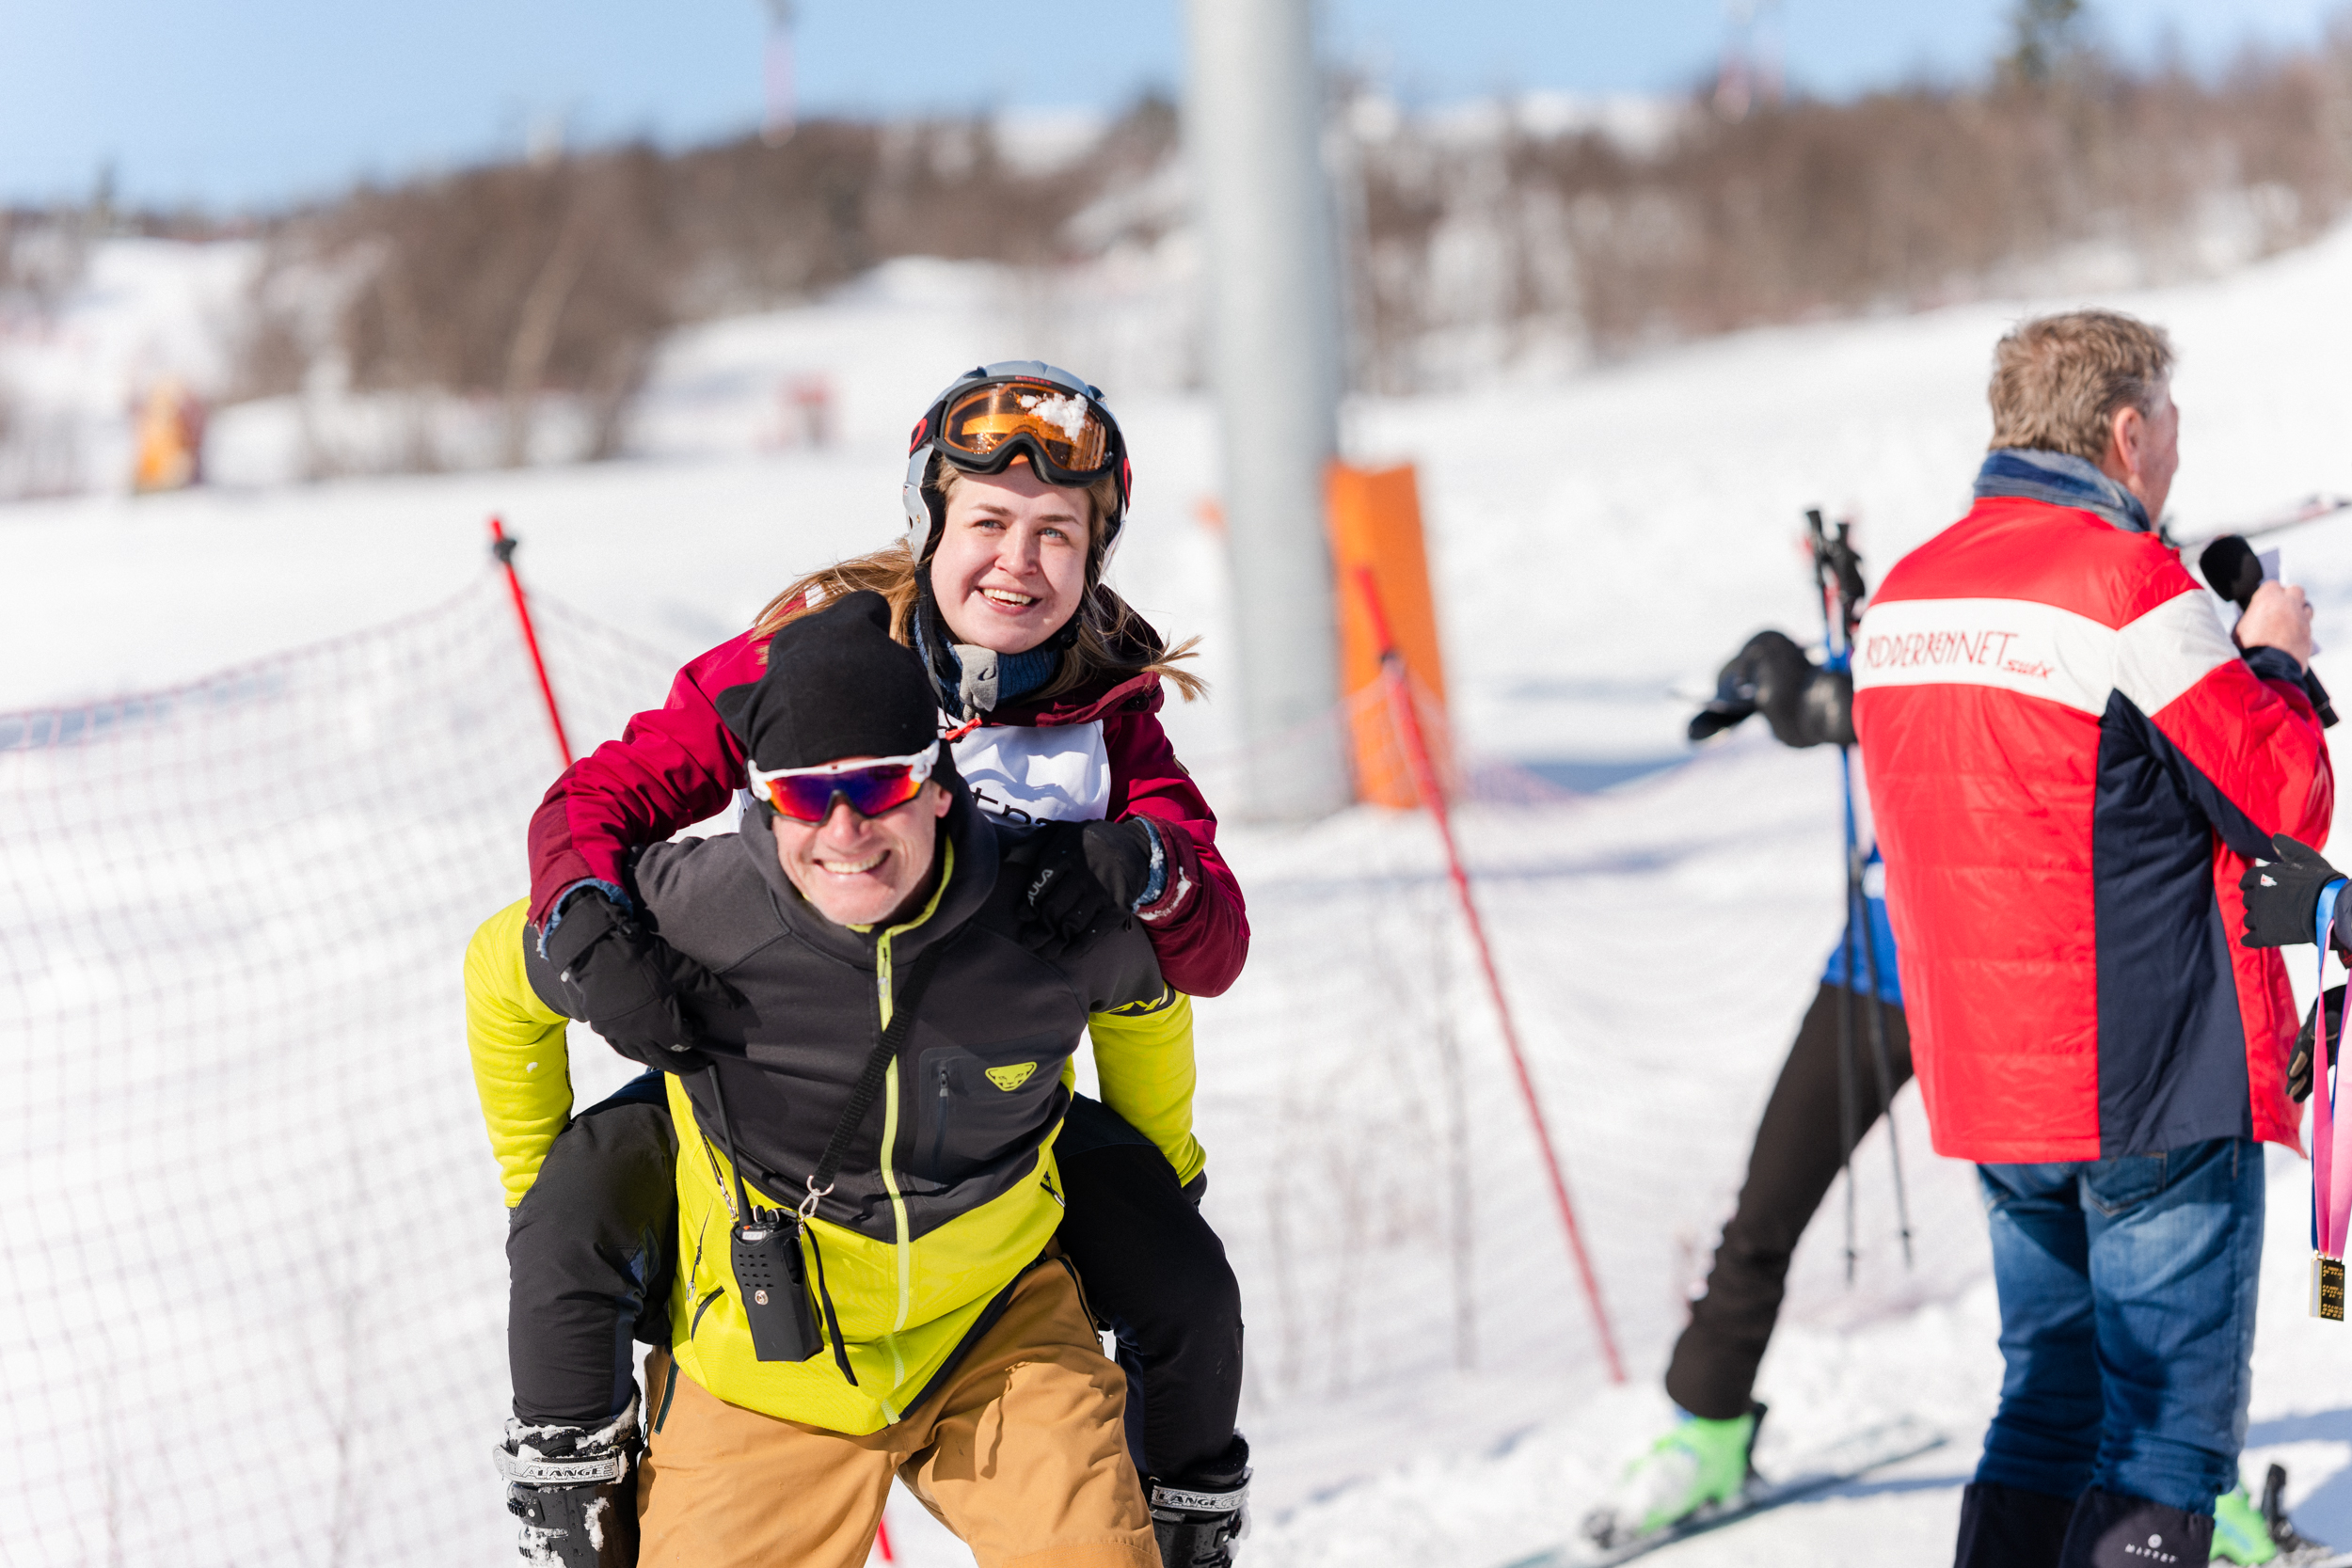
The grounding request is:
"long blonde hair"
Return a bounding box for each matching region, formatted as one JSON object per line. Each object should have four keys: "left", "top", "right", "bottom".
{"left": 752, "top": 465, "right": 1206, "bottom": 705}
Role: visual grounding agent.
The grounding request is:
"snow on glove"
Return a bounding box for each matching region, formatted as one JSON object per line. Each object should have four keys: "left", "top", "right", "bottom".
{"left": 2292, "top": 985, "right": 2346, "bottom": 1104}
{"left": 2238, "top": 833, "right": 2346, "bottom": 949}
{"left": 1012, "top": 817, "right": 1153, "bottom": 960}
{"left": 542, "top": 889, "right": 740, "bottom": 1071}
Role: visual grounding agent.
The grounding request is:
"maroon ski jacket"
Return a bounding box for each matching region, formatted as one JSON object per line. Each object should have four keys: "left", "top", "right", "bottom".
{"left": 526, "top": 628, "right": 1250, "bottom": 997}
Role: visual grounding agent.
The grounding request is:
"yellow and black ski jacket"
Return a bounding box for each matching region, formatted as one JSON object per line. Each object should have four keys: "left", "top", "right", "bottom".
{"left": 464, "top": 787, "right": 1202, "bottom": 1433}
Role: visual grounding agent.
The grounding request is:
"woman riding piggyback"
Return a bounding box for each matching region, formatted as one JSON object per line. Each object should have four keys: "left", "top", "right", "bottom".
{"left": 528, "top": 360, "right": 1247, "bottom": 997}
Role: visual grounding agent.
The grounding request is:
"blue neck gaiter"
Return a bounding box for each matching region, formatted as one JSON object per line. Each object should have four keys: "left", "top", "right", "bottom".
{"left": 910, "top": 600, "right": 1063, "bottom": 717}
{"left": 1974, "top": 447, "right": 2152, "bottom": 534}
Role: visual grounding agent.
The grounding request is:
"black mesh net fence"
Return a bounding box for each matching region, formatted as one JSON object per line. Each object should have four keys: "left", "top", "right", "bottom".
{"left": 0, "top": 571, "right": 676, "bottom": 1567}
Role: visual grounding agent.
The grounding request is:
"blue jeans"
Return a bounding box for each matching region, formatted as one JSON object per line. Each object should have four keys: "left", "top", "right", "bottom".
{"left": 1974, "top": 1136, "right": 2264, "bottom": 1515}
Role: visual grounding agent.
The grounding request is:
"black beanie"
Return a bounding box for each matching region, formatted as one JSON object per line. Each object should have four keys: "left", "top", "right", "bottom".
{"left": 715, "top": 591, "right": 938, "bottom": 770}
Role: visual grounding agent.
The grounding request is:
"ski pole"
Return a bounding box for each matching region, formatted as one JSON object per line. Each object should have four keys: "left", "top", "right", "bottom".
{"left": 1845, "top": 750, "right": 1915, "bottom": 1269}
{"left": 1351, "top": 566, "right": 1627, "bottom": 1384}
{"left": 489, "top": 515, "right": 574, "bottom": 769}
{"left": 1837, "top": 838, "right": 1861, "bottom": 1284}
{"left": 1807, "top": 512, "right": 1863, "bottom": 1282}
{"left": 1807, "top": 509, "right": 1914, "bottom": 1275}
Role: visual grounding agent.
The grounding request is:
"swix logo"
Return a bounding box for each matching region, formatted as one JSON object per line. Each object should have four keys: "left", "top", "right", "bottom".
{"left": 2123, "top": 1533, "right": 2179, "bottom": 1563}
{"left": 1859, "top": 627, "right": 2025, "bottom": 673}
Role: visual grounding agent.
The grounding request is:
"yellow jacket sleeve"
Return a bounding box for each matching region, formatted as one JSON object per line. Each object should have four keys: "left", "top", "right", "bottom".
{"left": 1086, "top": 989, "right": 1204, "bottom": 1186}
{"left": 464, "top": 898, "right": 576, "bottom": 1207}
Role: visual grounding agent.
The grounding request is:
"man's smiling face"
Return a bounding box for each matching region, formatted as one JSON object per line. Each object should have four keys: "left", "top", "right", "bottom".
{"left": 768, "top": 775, "right": 951, "bottom": 927}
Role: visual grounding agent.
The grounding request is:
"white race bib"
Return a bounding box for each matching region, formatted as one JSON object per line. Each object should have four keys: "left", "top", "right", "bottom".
{"left": 953, "top": 721, "right": 1111, "bottom": 830}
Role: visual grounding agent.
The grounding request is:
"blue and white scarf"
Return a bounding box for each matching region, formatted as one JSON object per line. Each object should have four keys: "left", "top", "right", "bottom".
{"left": 1974, "top": 447, "right": 2151, "bottom": 534}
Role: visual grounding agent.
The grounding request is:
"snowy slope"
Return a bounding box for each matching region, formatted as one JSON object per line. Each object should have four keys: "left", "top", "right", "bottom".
{"left": 11, "top": 226, "right": 2352, "bottom": 1565}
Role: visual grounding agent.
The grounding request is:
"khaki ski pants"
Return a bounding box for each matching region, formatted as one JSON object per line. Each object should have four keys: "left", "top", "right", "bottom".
{"left": 637, "top": 1261, "right": 1159, "bottom": 1568}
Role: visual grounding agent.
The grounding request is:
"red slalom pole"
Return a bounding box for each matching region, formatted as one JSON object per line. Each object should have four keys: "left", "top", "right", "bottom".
{"left": 1352, "top": 567, "right": 1626, "bottom": 1383}
{"left": 488, "top": 515, "right": 574, "bottom": 768}
{"left": 874, "top": 1517, "right": 896, "bottom": 1562}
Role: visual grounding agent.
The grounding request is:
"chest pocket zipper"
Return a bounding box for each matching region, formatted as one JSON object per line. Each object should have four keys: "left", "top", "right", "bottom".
{"left": 928, "top": 1058, "right": 957, "bottom": 1178}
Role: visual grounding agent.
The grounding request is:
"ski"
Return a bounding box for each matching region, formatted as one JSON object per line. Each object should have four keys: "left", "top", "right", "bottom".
{"left": 1511, "top": 1417, "right": 1948, "bottom": 1568}
{"left": 2164, "top": 493, "right": 2352, "bottom": 549}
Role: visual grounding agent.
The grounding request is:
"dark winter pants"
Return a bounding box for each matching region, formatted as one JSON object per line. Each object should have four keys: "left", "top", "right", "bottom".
{"left": 507, "top": 1077, "right": 1245, "bottom": 1483}
{"left": 507, "top": 1073, "right": 677, "bottom": 1428}
{"left": 1056, "top": 1093, "right": 1246, "bottom": 1481}
{"left": 1662, "top": 980, "right": 1913, "bottom": 1421}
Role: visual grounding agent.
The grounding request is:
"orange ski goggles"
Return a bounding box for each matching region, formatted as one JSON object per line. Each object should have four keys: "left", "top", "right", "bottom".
{"left": 934, "top": 380, "right": 1116, "bottom": 485}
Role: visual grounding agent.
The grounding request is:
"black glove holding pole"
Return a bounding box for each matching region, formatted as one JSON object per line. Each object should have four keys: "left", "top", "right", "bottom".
{"left": 539, "top": 889, "right": 742, "bottom": 1070}
{"left": 1008, "top": 817, "right": 1154, "bottom": 960}
{"left": 1688, "top": 630, "right": 1854, "bottom": 748}
{"left": 2200, "top": 534, "right": 2337, "bottom": 727}
{"left": 2237, "top": 833, "right": 2347, "bottom": 950}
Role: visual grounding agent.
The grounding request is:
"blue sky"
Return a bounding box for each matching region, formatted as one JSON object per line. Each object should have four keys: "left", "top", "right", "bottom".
{"left": 0, "top": 1, "right": 2343, "bottom": 211}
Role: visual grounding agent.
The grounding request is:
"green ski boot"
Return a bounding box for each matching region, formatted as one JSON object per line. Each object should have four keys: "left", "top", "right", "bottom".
{"left": 2214, "top": 1464, "right": 2336, "bottom": 1565}
{"left": 2214, "top": 1481, "right": 2280, "bottom": 1564}
{"left": 1582, "top": 1406, "right": 1760, "bottom": 1550}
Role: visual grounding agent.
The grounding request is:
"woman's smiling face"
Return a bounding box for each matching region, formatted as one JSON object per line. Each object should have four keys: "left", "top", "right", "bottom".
{"left": 927, "top": 459, "right": 1093, "bottom": 655}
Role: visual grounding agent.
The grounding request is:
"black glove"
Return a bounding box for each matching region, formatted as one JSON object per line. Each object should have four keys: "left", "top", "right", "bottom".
{"left": 542, "top": 890, "right": 741, "bottom": 1071}
{"left": 2292, "top": 985, "right": 2346, "bottom": 1104}
{"left": 1012, "top": 817, "right": 1154, "bottom": 960}
{"left": 1688, "top": 630, "right": 1853, "bottom": 748}
{"left": 2238, "top": 834, "right": 2347, "bottom": 949}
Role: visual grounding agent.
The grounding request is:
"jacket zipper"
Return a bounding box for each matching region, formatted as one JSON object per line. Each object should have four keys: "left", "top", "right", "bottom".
{"left": 874, "top": 929, "right": 915, "bottom": 1343}
{"left": 836, "top": 836, "right": 956, "bottom": 1400}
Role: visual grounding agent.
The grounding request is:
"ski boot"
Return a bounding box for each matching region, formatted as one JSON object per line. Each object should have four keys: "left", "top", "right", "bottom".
{"left": 2215, "top": 1479, "right": 2280, "bottom": 1564}
{"left": 495, "top": 1395, "right": 641, "bottom": 1568}
{"left": 1150, "top": 1433, "right": 1252, "bottom": 1568}
{"left": 2213, "top": 1464, "right": 2336, "bottom": 1565}
{"left": 1581, "top": 1404, "right": 1760, "bottom": 1550}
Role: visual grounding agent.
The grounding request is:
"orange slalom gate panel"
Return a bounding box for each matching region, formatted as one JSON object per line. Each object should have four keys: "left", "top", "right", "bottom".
{"left": 1328, "top": 461, "right": 1451, "bottom": 807}
{"left": 132, "top": 379, "right": 205, "bottom": 494}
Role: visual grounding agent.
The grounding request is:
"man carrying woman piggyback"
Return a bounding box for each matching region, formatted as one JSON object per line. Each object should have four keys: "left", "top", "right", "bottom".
{"left": 469, "top": 364, "right": 1256, "bottom": 1568}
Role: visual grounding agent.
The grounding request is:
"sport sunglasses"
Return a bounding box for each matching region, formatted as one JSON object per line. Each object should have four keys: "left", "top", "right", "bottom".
{"left": 746, "top": 742, "right": 940, "bottom": 824}
{"left": 935, "top": 381, "right": 1117, "bottom": 487}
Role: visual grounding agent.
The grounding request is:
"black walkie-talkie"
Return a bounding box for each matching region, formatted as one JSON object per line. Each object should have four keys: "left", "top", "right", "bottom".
{"left": 731, "top": 1209, "right": 821, "bottom": 1364}
{"left": 709, "top": 1068, "right": 824, "bottom": 1364}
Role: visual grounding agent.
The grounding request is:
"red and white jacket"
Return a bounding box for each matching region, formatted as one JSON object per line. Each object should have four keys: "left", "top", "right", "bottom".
{"left": 1852, "top": 494, "right": 2331, "bottom": 1163}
